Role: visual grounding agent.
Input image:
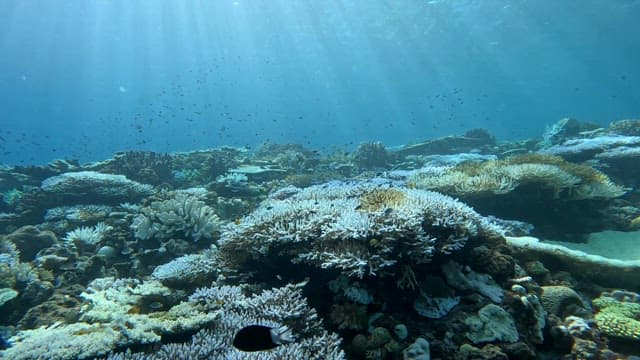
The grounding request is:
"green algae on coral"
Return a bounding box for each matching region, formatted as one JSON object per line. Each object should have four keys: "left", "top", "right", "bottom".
{"left": 593, "top": 295, "right": 640, "bottom": 341}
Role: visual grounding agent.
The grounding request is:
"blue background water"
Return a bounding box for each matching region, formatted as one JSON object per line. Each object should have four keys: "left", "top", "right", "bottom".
{"left": 0, "top": 0, "right": 638, "bottom": 165}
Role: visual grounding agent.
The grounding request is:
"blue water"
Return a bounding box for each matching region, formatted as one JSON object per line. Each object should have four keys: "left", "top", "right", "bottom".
{"left": 0, "top": 0, "right": 638, "bottom": 165}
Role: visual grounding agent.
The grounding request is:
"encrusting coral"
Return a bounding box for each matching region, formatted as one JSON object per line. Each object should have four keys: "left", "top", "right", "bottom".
{"left": 539, "top": 285, "right": 588, "bottom": 318}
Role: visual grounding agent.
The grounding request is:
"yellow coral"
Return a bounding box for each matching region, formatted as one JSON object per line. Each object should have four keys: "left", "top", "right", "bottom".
{"left": 358, "top": 188, "right": 406, "bottom": 212}
{"left": 408, "top": 154, "right": 625, "bottom": 199}
{"left": 593, "top": 296, "right": 640, "bottom": 341}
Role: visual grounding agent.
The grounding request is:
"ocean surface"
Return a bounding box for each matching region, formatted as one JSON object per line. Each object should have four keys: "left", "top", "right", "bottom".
{"left": 0, "top": 0, "right": 639, "bottom": 165}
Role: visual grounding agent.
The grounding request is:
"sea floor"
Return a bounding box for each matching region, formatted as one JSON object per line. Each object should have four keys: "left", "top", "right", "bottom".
{"left": 546, "top": 230, "right": 640, "bottom": 261}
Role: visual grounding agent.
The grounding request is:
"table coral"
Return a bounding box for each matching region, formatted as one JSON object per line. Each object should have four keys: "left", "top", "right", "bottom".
{"left": 408, "top": 154, "right": 625, "bottom": 200}
{"left": 219, "top": 180, "right": 500, "bottom": 278}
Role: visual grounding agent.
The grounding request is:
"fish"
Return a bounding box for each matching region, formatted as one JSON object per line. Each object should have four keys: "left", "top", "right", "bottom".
{"left": 232, "top": 324, "right": 293, "bottom": 352}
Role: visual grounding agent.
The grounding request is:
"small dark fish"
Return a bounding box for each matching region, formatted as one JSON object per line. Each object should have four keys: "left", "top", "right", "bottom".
{"left": 233, "top": 324, "right": 293, "bottom": 352}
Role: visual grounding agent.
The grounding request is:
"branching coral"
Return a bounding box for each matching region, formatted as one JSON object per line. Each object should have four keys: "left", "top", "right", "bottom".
{"left": 3, "top": 280, "right": 344, "bottom": 360}
{"left": 177, "top": 282, "right": 345, "bottom": 360}
{"left": 358, "top": 188, "right": 406, "bottom": 212}
{"left": 219, "top": 180, "right": 499, "bottom": 278}
{"left": 407, "top": 154, "right": 625, "bottom": 200}
{"left": 1, "top": 277, "right": 217, "bottom": 360}
{"left": 131, "top": 190, "right": 223, "bottom": 242}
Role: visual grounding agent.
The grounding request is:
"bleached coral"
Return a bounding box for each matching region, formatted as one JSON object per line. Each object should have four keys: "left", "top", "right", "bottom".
{"left": 2, "top": 322, "right": 122, "bottom": 360}
{"left": 408, "top": 154, "right": 625, "bottom": 200}
{"left": 41, "top": 171, "right": 154, "bottom": 199}
{"left": 131, "top": 191, "right": 223, "bottom": 242}
{"left": 220, "top": 180, "right": 498, "bottom": 278}
{"left": 3, "top": 280, "right": 342, "bottom": 360}
{"left": 540, "top": 135, "right": 640, "bottom": 158}
{"left": 151, "top": 251, "right": 218, "bottom": 285}
{"left": 109, "top": 282, "right": 346, "bottom": 360}
{"left": 63, "top": 222, "right": 112, "bottom": 247}
{"left": 408, "top": 162, "right": 580, "bottom": 196}
{"left": 2, "top": 277, "right": 219, "bottom": 360}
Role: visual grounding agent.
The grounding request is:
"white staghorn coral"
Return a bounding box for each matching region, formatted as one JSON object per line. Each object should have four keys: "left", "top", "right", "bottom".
{"left": 219, "top": 180, "right": 498, "bottom": 278}
{"left": 4, "top": 281, "right": 345, "bottom": 360}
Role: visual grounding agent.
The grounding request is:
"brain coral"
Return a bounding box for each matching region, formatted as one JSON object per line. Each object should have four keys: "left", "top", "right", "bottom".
{"left": 540, "top": 285, "right": 588, "bottom": 317}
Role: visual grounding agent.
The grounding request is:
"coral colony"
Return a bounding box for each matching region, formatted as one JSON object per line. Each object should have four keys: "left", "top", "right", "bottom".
{"left": 1, "top": 119, "right": 640, "bottom": 359}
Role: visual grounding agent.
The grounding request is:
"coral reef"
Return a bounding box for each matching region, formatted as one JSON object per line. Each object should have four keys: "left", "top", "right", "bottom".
{"left": 540, "top": 118, "right": 602, "bottom": 147}
{"left": 393, "top": 128, "right": 496, "bottom": 157}
{"left": 442, "top": 260, "right": 504, "bottom": 303}
{"left": 1, "top": 121, "right": 640, "bottom": 359}
{"left": 254, "top": 142, "right": 321, "bottom": 172}
{"left": 2, "top": 277, "right": 214, "bottom": 359}
{"left": 1, "top": 225, "right": 56, "bottom": 261}
{"left": 403, "top": 337, "right": 430, "bottom": 360}
{"left": 350, "top": 326, "right": 400, "bottom": 359}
